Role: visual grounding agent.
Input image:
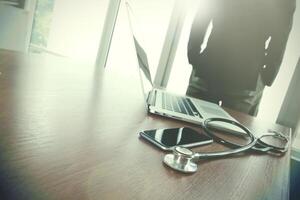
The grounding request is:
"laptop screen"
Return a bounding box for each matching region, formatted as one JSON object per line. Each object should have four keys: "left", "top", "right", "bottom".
{"left": 126, "top": 2, "right": 154, "bottom": 101}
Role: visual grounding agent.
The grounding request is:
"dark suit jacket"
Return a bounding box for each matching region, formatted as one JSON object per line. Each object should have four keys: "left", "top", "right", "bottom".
{"left": 188, "top": 0, "right": 296, "bottom": 90}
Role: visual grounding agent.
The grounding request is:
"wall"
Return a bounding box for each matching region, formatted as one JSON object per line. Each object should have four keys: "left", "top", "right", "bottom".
{"left": 277, "top": 58, "right": 300, "bottom": 132}
{"left": 46, "top": 0, "right": 110, "bottom": 63}
{"left": 257, "top": 0, "right": 300, "bottom": 122}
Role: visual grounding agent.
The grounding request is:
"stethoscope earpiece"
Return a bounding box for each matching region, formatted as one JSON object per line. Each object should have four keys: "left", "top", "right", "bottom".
{"left": 163, "top": 146, "right": 198, "bottom": 173}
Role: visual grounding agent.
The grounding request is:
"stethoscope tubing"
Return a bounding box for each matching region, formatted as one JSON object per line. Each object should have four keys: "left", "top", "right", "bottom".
{"left": 192, "top": 118, "right": 258, "bottom": 160}
{"left": 202, "top": 118, "right": 289, "bottom": 154}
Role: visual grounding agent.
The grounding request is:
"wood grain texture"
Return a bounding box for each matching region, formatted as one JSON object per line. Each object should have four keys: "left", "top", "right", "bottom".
{"left": 0, "top": 50, "right": 291, "bottom": 200}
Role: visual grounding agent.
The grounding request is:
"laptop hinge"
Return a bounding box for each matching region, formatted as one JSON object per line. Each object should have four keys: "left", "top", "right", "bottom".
{"left": 147, "top": 90, "right": 156, "bottom": 106}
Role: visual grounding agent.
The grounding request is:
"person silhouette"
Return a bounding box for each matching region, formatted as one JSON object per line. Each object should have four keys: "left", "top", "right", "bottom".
{"left": 186, "top": 0, "right": 296, "bottom": 116}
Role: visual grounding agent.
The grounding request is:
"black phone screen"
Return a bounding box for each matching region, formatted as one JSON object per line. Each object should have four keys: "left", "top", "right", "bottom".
{"left": 140, "top": 127, "right": 212, "bottom": 150}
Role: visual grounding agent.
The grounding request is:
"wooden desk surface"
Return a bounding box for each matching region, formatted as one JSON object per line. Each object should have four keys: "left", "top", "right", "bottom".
{"left": 0, "top": 50, "right": 291, "bottom": 200}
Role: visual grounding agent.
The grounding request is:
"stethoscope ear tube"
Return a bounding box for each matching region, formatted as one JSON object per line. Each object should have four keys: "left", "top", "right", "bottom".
{"left": 256, "top": 133, "right": 289, "bottom": 154}
{"left": 203, "top": 118, "right": 289, "bottom": 154}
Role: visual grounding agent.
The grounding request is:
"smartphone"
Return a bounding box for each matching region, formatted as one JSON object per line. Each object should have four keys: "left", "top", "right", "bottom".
{"left": 139, "top": 127, "right": 213, "bottom": 151}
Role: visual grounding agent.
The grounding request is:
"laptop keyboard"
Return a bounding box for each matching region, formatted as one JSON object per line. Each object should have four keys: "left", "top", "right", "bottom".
{"left": 161, "top": 93, "right": 199, "bottom": 117}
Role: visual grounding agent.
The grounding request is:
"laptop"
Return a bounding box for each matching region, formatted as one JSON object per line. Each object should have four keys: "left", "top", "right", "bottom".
{"left": 126, "top": 3, "right": 238, "bottom": 128}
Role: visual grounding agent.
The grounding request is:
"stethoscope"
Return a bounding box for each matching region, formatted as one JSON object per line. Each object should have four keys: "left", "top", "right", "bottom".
{"left": 163, "top": 118, "right": 289, "bottom": 173}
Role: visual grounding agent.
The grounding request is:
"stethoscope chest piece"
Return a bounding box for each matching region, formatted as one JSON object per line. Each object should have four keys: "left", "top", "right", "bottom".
{"left": 163, "top": 146, "right": 198, "bottom": 173}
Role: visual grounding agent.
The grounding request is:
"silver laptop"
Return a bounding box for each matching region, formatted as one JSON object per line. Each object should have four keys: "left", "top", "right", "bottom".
{"left": 126, "top": 3, "right": 237, "bottom": 127}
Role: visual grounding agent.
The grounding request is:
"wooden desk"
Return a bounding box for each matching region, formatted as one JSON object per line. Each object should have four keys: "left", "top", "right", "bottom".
{"left": 0, "top": 50, "right": 291, "bottom": 200}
